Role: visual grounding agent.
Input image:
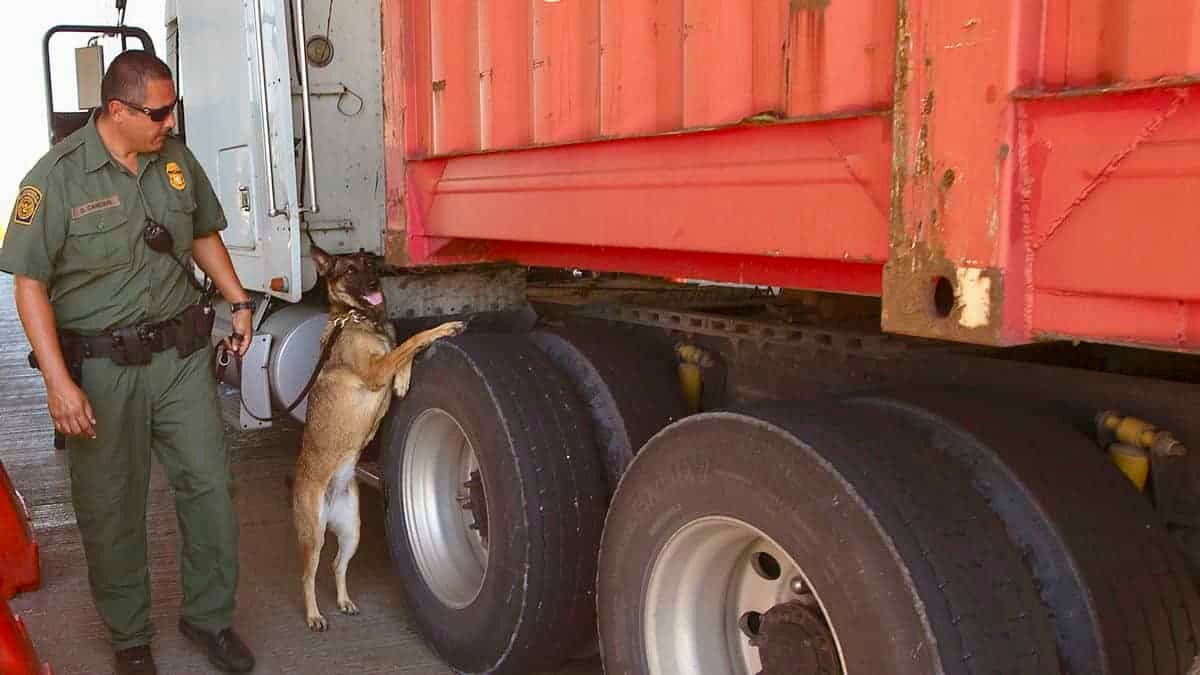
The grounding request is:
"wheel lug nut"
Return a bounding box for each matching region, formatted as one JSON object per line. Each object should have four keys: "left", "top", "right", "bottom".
{"left": 790, "top": 576, "right": 805, "bottom": 594}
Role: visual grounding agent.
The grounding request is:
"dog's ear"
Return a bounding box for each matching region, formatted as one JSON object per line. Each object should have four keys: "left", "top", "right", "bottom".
{"left": 311, "top": 245, "right": 334, "bottom": 277}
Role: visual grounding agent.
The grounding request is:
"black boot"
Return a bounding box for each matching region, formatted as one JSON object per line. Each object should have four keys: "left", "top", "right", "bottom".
{"left": 179, "top": 619, "right": 255, "bottom": 672}
{"left": 114, "top": 645, "right": 158, "bottom": 675}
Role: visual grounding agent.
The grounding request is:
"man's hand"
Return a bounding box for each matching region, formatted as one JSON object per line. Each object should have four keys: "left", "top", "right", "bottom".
{"left": 13, "top": 275, "right": 98, "bottom": 440}
{"left": 224, "top": 308, "right": 253, "bottom": 357}
{"left": 46, "top": 376, "right": 97, "bottom": 439}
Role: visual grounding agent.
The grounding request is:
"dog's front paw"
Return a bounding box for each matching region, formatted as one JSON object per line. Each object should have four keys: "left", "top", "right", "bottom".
{"left": 339, "top": 599, "right": 360, "bottom": 616}
{"left": 438, "top": 321, "right": 467, "bottom": 338}
{"left": 307, "top": 613, "right": 328, "bottom": 632}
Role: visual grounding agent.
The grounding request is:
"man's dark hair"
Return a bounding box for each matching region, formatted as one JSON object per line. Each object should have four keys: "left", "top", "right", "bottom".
{"left": 100, "top": 50, "right": 173, "bottom": 112}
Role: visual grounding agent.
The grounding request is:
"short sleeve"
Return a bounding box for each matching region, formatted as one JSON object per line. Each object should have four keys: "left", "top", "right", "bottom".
{"left": 0, "top": 169, "right": 68, "bottom": 283}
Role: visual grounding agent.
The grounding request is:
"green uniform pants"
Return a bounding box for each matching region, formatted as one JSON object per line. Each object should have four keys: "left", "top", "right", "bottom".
{"left": 66, "top": 345, "right": 238, "bottom": 650}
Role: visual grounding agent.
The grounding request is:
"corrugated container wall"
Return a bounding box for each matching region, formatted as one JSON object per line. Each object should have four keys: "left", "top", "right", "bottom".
{"left": 401, "top": 0, "right": 897, "bottom": 159}
{"left": 383, "top": 0, "right": 1200, "bottom": 352}
{"left": 1040, "top": 2, "right": 1200, "bottom": 89}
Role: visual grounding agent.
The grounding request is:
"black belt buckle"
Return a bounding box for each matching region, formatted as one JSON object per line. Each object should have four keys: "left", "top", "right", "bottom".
{"left": 111, "top": 326, "right": 153, "bottom": 365}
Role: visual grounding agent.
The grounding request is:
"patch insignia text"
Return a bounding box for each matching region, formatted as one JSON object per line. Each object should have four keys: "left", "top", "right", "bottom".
{"left": 13, "top": 186, "right": 43, "bottom": 226}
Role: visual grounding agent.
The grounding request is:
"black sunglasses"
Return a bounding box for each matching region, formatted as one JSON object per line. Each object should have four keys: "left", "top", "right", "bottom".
{"left": 115, "top": 98, "right": 176, "bottom": 122}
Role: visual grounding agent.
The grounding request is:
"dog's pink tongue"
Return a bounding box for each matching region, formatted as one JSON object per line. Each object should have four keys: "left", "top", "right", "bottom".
{"left": 365, "top": 291, "right": 384, "bottom": 306}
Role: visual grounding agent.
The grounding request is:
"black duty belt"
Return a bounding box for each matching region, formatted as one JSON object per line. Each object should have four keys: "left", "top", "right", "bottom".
{"left": 29, "top": 304, "right": 214, "bottom": 449}
{"left": 70, "top": 320, "right": 183, "bottom": 363}
{"left": 61, "top": 303, "right": 215, "bottom": 366}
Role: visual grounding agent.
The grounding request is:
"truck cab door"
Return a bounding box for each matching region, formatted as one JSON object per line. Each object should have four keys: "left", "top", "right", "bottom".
{"left": 175, "top": 0, "right": 306, "bottom": 302}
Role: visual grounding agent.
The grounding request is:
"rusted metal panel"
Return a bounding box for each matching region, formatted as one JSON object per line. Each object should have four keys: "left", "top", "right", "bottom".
{"left": 883, "top": 0, "right": 1038, "bottom": 346}
{"left": 786, "top": 0, "right": 897, "bottom": 117}
{"left": 385, "top": 0, "right": 1200, "bottom": 352}
{"left": 752, "top": 1, "right": 789, "bottom": 116}
{"left": 381, "top": 0, "right": 411, "bottom": 262}
{"left": 398, "top": 0, "right": 433, "bottom": 158}
{"left": 885, "top": 0, "right": 1200, "bottom": 351}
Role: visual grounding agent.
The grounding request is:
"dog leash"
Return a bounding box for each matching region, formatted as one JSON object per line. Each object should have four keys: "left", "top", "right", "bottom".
{"left": 216, "top": 312, "right": 361, "bottom": 422}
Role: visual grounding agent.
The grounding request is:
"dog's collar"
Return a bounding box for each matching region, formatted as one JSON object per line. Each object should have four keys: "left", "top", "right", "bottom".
{"left": 333, "top": 310, "right": 371, "bottom": 328}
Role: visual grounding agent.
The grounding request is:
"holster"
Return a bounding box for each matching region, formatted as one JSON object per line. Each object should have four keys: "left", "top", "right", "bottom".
{"left": 26, "top": 302, "right": 214, "bottom": 448}
{"left": 176, "top": 302, "right": 216, "bottom": 358}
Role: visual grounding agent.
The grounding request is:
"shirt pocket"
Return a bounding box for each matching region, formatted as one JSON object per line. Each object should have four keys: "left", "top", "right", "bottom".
{"left": 63, "top": 210, "right": 132, "bottom": 273}
{"left": 164, "top": 201, "right": 196, "bottom": 256}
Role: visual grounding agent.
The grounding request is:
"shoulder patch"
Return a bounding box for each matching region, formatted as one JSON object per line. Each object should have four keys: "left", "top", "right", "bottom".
{"left": 165, "top": 161, "right": 186, "bottom": 191}
{"left": 13, "top": 186, "right": 43, "bottom": 226}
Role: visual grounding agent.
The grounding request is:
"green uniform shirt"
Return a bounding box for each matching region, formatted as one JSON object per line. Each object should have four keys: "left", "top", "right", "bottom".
{"left": 0, "top": 114, "right": 227, "bottom": 334}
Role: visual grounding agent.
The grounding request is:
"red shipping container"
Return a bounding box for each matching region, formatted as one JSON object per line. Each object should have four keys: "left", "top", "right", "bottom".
{"left": 381, "top": 0, "right": 1200, "bottom": 352}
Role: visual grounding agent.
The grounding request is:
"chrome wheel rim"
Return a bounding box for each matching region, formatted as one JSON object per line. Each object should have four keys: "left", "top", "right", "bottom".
{"left": 402, "top": 408, "right": 489, "bottom": 609}
{"left": 644, "top": 516, "right": 845, "bottom": 674}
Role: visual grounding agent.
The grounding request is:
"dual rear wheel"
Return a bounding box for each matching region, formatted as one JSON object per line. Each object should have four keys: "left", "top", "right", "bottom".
{"left": 382, "top": 332, "right": 1200, "bottom": 674}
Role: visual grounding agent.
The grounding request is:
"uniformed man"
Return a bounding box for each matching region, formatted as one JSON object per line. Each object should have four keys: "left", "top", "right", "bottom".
{"left": 0, "top": 51, "right": 256, "bottom": 674}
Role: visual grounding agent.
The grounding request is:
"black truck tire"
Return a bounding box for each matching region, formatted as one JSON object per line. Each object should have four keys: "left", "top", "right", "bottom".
{"left": 381, "top": 334, "right": 607, "bottom": 674}
{"left": 852, "top": 391, "right": 1200, "bottom": 675}
{"left": 599, "top": 404, "right": 1062, "bottom": 675}
{"left": 528, "top": 327, "right": 687, "bottom": 492}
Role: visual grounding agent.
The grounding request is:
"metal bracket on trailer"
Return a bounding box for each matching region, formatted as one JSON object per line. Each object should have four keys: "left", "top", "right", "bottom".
{"left": 239, "top": 334, "right": 274, "bottom": 430}
{"left": 569, "top": 303, "right": 924, "bottom": 359}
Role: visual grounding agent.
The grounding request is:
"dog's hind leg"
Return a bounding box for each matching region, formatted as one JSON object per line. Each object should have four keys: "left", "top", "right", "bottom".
{"left": 294, "top": 478, "right": 329, "bottom": 631}
{"left": 328, "top": 469, "right": 362, "bottom": 616}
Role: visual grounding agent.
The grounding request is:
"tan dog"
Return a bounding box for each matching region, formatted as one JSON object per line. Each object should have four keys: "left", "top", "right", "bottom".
{"left": 294, "top": 246, "right": 464, "bottom": 631}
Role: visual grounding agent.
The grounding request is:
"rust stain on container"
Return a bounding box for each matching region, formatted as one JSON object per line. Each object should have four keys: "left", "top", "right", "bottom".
{"left": 888, "top": 0, "right": 912, "bottom": 253}
{"left": 802, "top": 3, "right": 828, "bottom": 110}
{"left": 751, "top": 1, "right": 788, "bottom": 116}
{"left": 884, "top": 0, "right": 1006, "bottom": 346}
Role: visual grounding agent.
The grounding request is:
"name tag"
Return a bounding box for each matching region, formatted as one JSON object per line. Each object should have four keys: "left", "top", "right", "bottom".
{"left": 71, "top": 195, "right": 122, "bottom": 220}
